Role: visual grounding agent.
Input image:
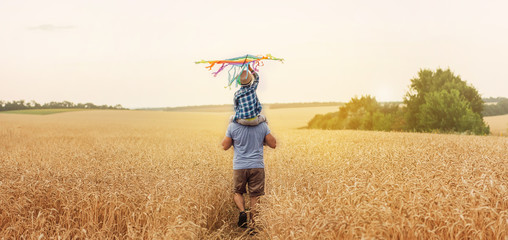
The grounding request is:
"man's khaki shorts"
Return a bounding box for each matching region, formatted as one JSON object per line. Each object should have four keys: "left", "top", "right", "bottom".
{"left": 233, "top": 168, "right": 265, "bottom": 197}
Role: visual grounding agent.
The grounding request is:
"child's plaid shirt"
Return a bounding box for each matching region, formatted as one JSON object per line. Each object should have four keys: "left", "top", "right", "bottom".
{"left": 234, "top": 72, "right": 262, "bottom": 120}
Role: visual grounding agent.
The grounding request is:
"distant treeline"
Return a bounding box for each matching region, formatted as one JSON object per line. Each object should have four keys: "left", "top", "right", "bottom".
{"left": 160, "top": 102, "right": 346, "bottom": 112}
{"left": 268, "top": 102, "right": 343, "bottom": 109}
{"left": 162, "top": 104, "right": 232, "bottom": 112}
{"left": 308, "top": 68, "right": 492, "bottom": 135}
{"left": 483, "top": 97, "right": 507, "bottom": 103}
{"left": 482, "top": 98, "right": 508, "bottom": 116}
{"left": 0, "top": 100, "right": 126, "bottom": 111}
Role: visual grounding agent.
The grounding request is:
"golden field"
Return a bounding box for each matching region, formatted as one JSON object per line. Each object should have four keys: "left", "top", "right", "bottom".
{"left": 485, "top": 114, "right": 508, "bottom": 136}
{"left": 0, "top": 109, "right": 507, "bottom": 239}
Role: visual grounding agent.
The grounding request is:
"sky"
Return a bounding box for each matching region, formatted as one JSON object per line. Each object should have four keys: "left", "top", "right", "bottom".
{"left": 1, "top": 0, "right": 507, "bottom": 108}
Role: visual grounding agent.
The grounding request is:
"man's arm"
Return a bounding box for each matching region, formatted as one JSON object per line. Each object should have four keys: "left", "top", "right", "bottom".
{"left": 264, "top": 133, "right": 276, "bottom": 149}
{"left": 222, "top": 136, "right": 233, "bottom": 150}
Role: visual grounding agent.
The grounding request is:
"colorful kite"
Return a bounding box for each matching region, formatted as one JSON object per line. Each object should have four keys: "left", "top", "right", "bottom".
{"left": 195, "top": 54, "right": 284, "bottom": 88}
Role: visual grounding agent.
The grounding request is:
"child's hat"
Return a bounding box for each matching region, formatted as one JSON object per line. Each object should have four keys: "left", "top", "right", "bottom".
{"left": 240, "top": 70, "right": 253, "bottom": 86}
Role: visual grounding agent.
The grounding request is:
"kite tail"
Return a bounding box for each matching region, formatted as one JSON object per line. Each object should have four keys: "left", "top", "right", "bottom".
{"left": 226, "top": 63, "right": 250, "bottom": 88}
{"left": 227, "top": 65, "right": 238, "bottom": 88}
{"left": 205, "top": 62, "right": 216, "bottom": 71}
{"left": 212, "top": 63, "right": 227, "bottom": 77}
{"left": 252, "top": 61, "right": 262, "bottom": 72}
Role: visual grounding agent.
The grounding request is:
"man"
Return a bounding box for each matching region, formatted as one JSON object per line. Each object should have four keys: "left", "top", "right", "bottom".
{"left": 222, "top": 120, "right": 276, "bottom": 228}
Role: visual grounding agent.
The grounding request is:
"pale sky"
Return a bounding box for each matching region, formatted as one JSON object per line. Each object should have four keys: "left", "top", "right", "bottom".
{"left": 1, "top": 0, "right": 507, "bottom": 108}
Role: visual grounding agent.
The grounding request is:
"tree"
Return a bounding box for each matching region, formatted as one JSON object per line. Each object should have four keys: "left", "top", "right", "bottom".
{"left": 404, "top": 68, "right": 489, "bottom": 134}
{"left": 418, "top": 89, "right": 487, "bottom": 134}
{"left": 307, "top": 95, "right": 401, "bottom": 131}
{"left": 483, "top": 98, "right": 508, "bottom": 116}
{"left": 373, "top": 111, "right": 394, "bottom": 131}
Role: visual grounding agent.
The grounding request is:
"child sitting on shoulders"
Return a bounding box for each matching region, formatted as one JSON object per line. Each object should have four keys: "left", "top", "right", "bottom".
{"left": 231, "top": 65, "right": 266, "bottom": 125}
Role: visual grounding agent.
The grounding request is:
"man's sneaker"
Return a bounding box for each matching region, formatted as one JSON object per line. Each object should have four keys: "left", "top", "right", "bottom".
{"left": 237, "top": 211, "right": 248, "bottom": 228}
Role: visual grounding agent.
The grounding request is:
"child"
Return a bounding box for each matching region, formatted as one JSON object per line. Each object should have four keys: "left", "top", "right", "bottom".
{"left": 231, "top": 65, "right": 266, "bottom": 125}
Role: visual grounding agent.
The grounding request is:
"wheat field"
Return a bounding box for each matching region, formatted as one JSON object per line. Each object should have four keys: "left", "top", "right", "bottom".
{"left": 485, "top": 114, "right": 508, "bottom": 136}
{"left": 1, "top": 109, "right": 507, "bottom": 239}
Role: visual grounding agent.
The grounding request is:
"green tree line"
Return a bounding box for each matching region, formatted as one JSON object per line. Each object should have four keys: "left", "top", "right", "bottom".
{"left": 307, "top": 96, "right": 406, "bottom": 131}
{"left": 482, "top": 98, "right": 508, "bottom": 116}
{"left": 308, "top": 68, "right": 491, "bottom": 135}
{"left": 0, "top": 100, "right": 126, "bottom": 111}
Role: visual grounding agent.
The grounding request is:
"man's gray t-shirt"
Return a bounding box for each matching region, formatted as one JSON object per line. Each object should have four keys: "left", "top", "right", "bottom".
{"left": 226, "top": 122, "right": 270, "bottom": 170}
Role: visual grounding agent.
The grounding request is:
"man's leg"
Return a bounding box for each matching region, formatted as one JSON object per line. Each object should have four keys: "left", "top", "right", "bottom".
{"left": 247, "top": 168, "right": 265, "bottom": 226}
{"left": 234, "top": 193, "right": 245, "bottom": 212}
{"left": 249, "top": 196, "right": 259, "bottom": 225}
{"left": 234, "top": 193, "right": 248, "bottom": 227}
{"left": 233, "top": 170, "right": 248, "bottom": 228}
